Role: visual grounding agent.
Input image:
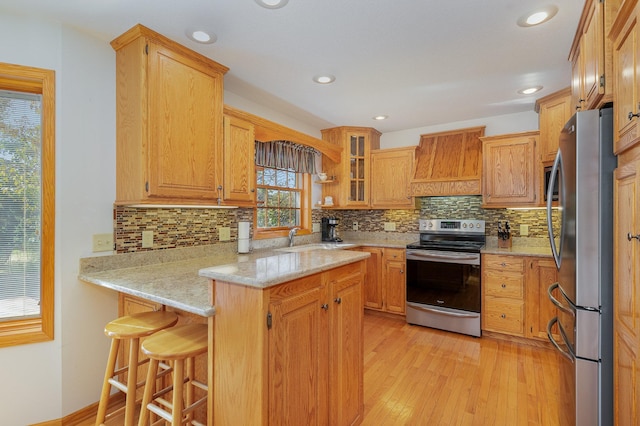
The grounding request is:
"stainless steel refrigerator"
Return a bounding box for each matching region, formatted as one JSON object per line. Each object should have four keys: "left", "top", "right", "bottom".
{"left": 546, "top": 107, "right": 615, "bottom": 426}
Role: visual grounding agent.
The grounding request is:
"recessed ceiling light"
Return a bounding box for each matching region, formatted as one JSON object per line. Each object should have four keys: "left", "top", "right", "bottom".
{"left": 255, "top": 0, "right": 289, "bottom": 9}
{"left": 373, "top": 115, "right": 388, "bottom": 121}
{"left": 313, "top": 74, "right": 335, "bottom": 84}
{"left": 518, "top": 86, "right": 543, "bottom": 95}
{"left": 186, "top": 29, "right": 217, "bottom": 44}
{"left": 517, "top": 5, "right": 558, "bottom": 27}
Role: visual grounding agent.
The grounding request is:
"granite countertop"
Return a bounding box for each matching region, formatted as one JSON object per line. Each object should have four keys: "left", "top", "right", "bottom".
{"left": 79, "top": 242, "right": 369, "bottom": 317}
{"left": 481, "top": 237, "right": 553, "bottom": 257}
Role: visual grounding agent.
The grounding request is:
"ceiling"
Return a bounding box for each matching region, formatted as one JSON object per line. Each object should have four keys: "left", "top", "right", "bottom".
{"left": 1, "top": 0, "right": 584, "bottom": 134}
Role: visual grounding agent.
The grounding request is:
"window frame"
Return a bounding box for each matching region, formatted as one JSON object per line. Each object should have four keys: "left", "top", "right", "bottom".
{"left": 253, "top": 166, "right": 312, "bottom": 240}
{"left": 0, "top": 62, "right": 55, "bottom": 347}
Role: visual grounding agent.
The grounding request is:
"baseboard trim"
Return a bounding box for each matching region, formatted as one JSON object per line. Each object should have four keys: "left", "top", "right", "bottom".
{"left": 31, "top": 393, "right": 125, "bottom": 426}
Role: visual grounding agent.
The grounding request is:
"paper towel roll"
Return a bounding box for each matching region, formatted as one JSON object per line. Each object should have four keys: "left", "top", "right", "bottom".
{"left": 238, "top": 238, "right": 250, "bottom": 254}
{"left": 238, "top": 222, "right": 250, "bottom": 240}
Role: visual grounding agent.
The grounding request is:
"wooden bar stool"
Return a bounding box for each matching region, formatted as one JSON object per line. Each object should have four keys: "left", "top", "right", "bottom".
{"left": 96, "top": 311, "right": 179, "bottom": 426}
{"left": 138, "top": 323, "right": 208, "bottom": 426}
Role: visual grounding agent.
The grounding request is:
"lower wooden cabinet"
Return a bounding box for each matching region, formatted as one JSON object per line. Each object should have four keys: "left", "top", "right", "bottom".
{"left": 358, "top": 247, "right": 405, "bottom": 315}
{"left": 482, "top": 253, "right": 559, "bottom": 341}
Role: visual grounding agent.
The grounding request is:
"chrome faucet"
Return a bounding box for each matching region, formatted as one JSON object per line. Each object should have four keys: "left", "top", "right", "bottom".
{"left": 288, "top": 227, "right": 301, "bottom": 247}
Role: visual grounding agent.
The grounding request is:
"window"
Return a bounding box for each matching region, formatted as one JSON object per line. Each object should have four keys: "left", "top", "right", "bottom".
{"left": 0, "top": 62, "right": 55, "bottom": 347}
{"left": 254, "top": 166, "right": 311, "bottom": 239}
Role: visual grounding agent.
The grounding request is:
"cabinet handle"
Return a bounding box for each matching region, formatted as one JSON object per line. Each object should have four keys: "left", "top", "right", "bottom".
{"left": 501, "top": 314, "right": 506, "bottom": 319}
{"left": 500, "top": 262, "right": 507, "bottom": 267}
{"left": 628, "top": 233, "right": 640, "bottom": 241}
{"left": 334, "top": 297, "right": 342, "bottom": 304}
{"left": 628, "top": 112, "right": 640, "bottom": 121}
{"left": 400, "top": 269, "right": 404, "bottom": 274}
{"left": 501, "top": 283, "right": 506, "bottom": 288}
{"left": 321, "top": 304, "right": 329, "bottom": 310}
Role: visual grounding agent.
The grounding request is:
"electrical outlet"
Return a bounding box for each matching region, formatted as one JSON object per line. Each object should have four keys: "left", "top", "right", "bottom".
{"left": 520, "top": 224, "right": 529, "bottom": 237}
{"left": 312, "top": 223, "right": 321, "bottom": 233}
{"left": 142, "top": 230, "right": 154, "bottom": 248}
{"left": 219, "top": 227, "right": 231, "bottom": 241}
{"left": 92, "top": 233, "right": 113, "bottom": 252}
{"left": 352, "top": 221, "right": 359, "bottom": 231}
{"left": 384, "top": 222, "right": 396, "bottom": 231}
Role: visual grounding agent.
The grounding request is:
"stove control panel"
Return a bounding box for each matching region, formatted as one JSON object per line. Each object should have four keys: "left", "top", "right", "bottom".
{"left": 419, "top": 219, "right": 485, "bottom": 234}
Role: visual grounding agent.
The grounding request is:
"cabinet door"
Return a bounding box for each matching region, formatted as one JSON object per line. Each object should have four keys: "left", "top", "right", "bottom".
{"left": 582, "top": 0, "right": 604, "bottom": 108}
{"left": 327, "top": 264, "right": 364, "bottom": 426}
{"left": 525, "top": 258, "right": 560, "bottom": 341}
{"left": 370, "top": 148, "right": 414, "bottom": 208}
{"left": 359, "top": 247, "right": 384, "bottom": 310}
{"left": 613, "top": 159, "right": 640, "bottom": 426}
{"left": 384, "top": 259, "right": 406, "bottom": 315}
{"left": 269, "top": 284, "right": 328, "bottom": 426}
{"left": 538, "top": 89, "right": 572, "bottom": 163}
{"left": 482, "top": 133, "right": 537, "bottom": 206}
{"left": 345, "top": 132, "right": 370, "bottom": 207}
{"left": 223, "top": 115, "right": 255, "bottom": 205}
{"left": 147, "top": 41, "right": 222, "bottom": 200}
{"left": 613, "top": 10, "right": 640, "bottom": 154}
{"left": 571, "top": 42, "right": 585, "bottom": 112}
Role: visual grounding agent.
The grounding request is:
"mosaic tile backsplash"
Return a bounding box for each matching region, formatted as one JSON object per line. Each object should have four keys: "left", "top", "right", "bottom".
{"left": 114, "top": 196, "right": 558, "bottom": 253}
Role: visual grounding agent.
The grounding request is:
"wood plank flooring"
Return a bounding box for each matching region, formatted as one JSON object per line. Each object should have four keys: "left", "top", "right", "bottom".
{"left": 80, "top": 312, "right": 564, "bottom": 425}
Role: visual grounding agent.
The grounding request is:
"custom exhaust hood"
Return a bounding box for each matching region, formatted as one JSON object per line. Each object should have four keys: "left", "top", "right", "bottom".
{"left": 410, "top": 126, "right": 485, "bottom": 197}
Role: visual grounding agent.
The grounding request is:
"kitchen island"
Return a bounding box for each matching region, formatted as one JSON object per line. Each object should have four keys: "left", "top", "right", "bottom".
{"left": 79, "top": 244, "right": 370, "bottom": 425}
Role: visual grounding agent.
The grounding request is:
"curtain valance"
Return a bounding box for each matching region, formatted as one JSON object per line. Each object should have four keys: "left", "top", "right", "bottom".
{"left": 255, "top": 140, "right": 318, "bottom": 174}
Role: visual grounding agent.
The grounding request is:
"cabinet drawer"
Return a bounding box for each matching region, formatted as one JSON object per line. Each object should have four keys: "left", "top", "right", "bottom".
{"left": 483, "top": 271, "right": 524, "bottom": 299}
{"left": 483, "top": 296, "right": 524, "bottom": 334}
{"left": 483, "top": 255, "right": 524, "bottom": 273}
{"left": 385, "top": 248, "right": 405, "bottom": 261}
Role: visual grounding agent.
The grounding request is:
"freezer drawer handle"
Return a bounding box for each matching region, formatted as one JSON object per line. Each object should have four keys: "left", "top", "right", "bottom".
{"left": 547, "top": 317, "right": 574, "bottom": 362}
{"left": 547, "top": 283, "right": 574, "bottom": 315}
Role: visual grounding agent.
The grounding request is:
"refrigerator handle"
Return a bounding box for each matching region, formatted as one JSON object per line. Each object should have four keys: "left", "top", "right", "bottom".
{"left": 547, "top": 150, "right": 563, "bottom": 269}
{"left": 547, "top": 317, "right": 574, "bottom": 362}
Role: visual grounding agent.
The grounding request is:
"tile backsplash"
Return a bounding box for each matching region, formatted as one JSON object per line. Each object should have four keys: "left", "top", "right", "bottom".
{"left": 114, "top": 196, "right": 558, "bottom": 253}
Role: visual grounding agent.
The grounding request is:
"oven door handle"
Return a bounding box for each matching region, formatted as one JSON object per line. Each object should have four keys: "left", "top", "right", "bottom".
{"left": 406, "top": 302, "right": 480, "bottom": 319}
{"left": 406, "top": 251, "right": 479, "bottom": 262}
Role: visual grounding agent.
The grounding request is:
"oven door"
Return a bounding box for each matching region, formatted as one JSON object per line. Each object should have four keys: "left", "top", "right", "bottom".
{"left": 406, "top": 250, "right": 481, "bottom": 313}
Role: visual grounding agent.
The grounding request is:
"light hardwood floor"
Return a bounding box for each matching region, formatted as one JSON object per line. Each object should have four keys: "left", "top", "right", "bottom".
{"left": 83, "top": 312, "right": 564, "bottom": 425}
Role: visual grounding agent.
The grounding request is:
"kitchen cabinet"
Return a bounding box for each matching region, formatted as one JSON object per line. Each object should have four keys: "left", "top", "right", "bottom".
{"left": 535, "top": 88, "right": 572, "bottom": 164}
{"left": 613, "top": 152, "right": 640, "bottom": 426}
{"left": 611, "top": 0, "right": 640, "bottom": 154}
{"left": 111, "top": 24, "right": 228, "bottom": 205}
{"left": 482, "top": 254, "right": 526, "bottom": 336}
{"left": 358, "top": 247, "right": 405, "bottom": 315}
{"left": 212, "top": 261, "right": 365, "bottom": 425}
{"left": 525, "top": 257, "right": 560, "bottom": 341}
{"left": 370, "top": 147, "right": 415, "bottom": 209}
{"left": 321, "top": 126, "right": 381, "bottom": 209}
{"left": 221, "top": 113, "right": 256, "bottom": 206}
{"left": 481, "top": 131, "right": 538, "bottom": 208}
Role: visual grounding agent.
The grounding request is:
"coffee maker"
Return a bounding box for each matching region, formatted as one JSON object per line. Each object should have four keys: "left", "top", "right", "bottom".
{"left": 321, "top": 217, "right": 342, "bottom": 242}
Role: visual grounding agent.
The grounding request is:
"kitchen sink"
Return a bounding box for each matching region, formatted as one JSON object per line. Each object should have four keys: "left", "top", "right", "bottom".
{"left": 275, "top": 243, "right": 357, "bottom": 253}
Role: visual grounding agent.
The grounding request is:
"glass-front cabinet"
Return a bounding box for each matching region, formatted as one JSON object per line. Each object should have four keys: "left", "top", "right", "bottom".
{"left": 320, "top": 127, "right": 381, "bottom": 208}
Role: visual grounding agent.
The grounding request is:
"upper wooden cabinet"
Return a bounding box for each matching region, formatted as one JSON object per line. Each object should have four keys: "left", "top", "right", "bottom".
{"left": 222, "top": 112, "right": 256, "bottom": 206}
{"left": 370, "top": 147, "right": 415, "bottom": 209}
{"left": 111, "top": 25, "right": 228, "bottom": 205}
{"left": 481, "top": 131, "right": 538, "bottom": 208}
{"left": 535, "top": 88, "right": 572, "bottom": 164}
{"left": 321, "top": 126, "right": 380, "bottom": 209}
{"left": 611, "top": 0, "right": 640, "bottom": 154}
{"left": 569, "top": 0, "right": 619, "bottom": 111}
{"left": 410, "top": 126, "right": 484, "bottom": 196}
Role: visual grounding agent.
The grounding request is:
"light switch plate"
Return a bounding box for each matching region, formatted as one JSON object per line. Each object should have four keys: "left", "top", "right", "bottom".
{"left": 352, "top": 221, "right": 359, "bottom": 231}
{"left": 520, "top": 224, "right": 529, "bottom": 237}
{"left": 384, "top": 222, "right": 396, "bottom": 231}
{"left": 312, "top": 223, "right": 321, "bottom": 233}
{"left": 219, "top": 227, "right": 231, "bottom": 241}
{"left": 142, "top": 230, "right": 154, "bottom": 248}
{"left": 92, "top": 233, "right": 113, "bottom": 252}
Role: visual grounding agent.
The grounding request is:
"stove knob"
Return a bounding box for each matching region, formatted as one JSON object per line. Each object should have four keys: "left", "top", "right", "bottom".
{"left": 476, "top": 222, "right": 482, "bottom": 230}
{"left": 469, "top": 223, "right": 474, "bottom": 229}
{"left": 462, "top": 223, "right": 467, "bottom": 228}
{"left": 428, "top": 222, "right": 433, "bottom": 228}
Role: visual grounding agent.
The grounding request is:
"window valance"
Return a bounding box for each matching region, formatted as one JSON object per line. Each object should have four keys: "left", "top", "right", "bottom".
{"left": 255, "top": 140, "right": 318, "bottom": 174}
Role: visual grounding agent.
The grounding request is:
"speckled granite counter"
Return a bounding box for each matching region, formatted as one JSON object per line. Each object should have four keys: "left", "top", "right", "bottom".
{"left": 481, "top": 237, "right": 553, "bottom": 257}
{"left": 79, "top": 243, "right": 369, "bottom": 317}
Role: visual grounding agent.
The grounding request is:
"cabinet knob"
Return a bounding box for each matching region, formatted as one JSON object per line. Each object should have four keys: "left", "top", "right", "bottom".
{"left": 501, "top": 314, "right": 506, "bottom": 319}
{"left": 501, "top": 283, "right": 506, "bottom": 288}
{"left": 628, "top": 112, "right": 640, "bottom": 121}
{"left": 500, "top": 262, "right": 506, "bottom": 267}
{"left": 400, "top": 269, "right": 404, "bottom": 274}
{"left": 321, "top": 303, "right": 329, "bottom": 311}
{"left": 334, "top": 297, "right": 342, "bottom": 304}
{"left": 250, "top": 188, "right": 255, "bottom": 193}
{"left": 628, "top": 233, "right": 640, "bottom": 241}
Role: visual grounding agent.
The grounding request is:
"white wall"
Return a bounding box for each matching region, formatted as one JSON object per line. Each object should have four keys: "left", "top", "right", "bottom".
{"left": 0, "top": 13, "right": 117, "bottom": 424}
{"left": 380, "top": 110, "right": 539, "bottom": 149}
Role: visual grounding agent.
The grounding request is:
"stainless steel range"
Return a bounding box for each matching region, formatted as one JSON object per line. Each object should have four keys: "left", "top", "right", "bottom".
{"left": 406, "top": 219, "right": 486, "bottom": 337}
